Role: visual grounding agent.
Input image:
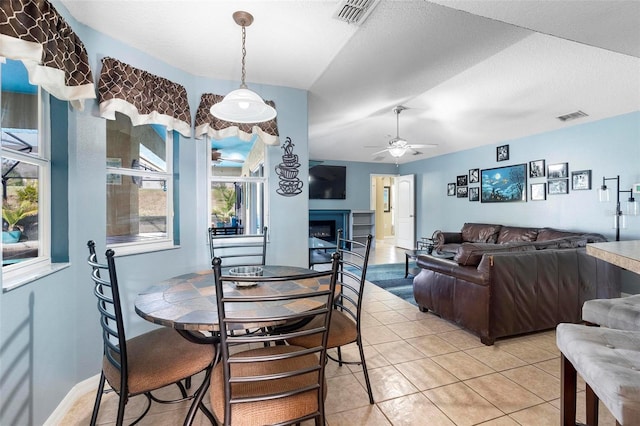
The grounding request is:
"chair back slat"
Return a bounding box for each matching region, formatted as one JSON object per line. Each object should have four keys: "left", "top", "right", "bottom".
{"left": 212, "top": 254, "right": 340, "bottom": 425}
{"left": 87, "top": 240, "right": 128, "bottom": 395}
{"left": 208, "top": 226, "right": 267, "bottom": 267}
{"left": 335, "top": 229, "right": 373, "bottom": 325}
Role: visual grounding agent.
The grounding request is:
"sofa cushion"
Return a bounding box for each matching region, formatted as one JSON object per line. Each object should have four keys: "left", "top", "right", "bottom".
{"left": 536, "top": 227, "right": 582, "bottom": 241}
{"left": 461, "top": 223, "right": 502, "bottom": 244}
{"left": 530, "top": 236, "right": 588, "bottom": 250}
{"left": 496, "top": 226, "right": 539, "bottom": 244}
{"left": 454, "top": 242, "right": 536, "bottom": 266}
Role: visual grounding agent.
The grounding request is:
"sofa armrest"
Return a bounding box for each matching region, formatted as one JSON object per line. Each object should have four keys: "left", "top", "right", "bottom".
{"left": 433, "top": 231, "right": 463, "bottom": 248}
{"left": 417, "top": 254, "right": 489, "bottom": 286}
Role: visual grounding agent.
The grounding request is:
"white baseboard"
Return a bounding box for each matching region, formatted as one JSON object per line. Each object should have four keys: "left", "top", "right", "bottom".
{"left": 44, "top": 374, "right": 100, "bottom": 426}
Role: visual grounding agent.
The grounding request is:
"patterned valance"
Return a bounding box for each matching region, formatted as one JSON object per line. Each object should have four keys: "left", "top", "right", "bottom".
{"left": 0, "top": 0, "right": 96, "bottom": 110}
{"left": 194, "top": 93, "right": 279, "bottom": 146}
{"left": 98, "top": 57, "right": 192, "bottom": 137}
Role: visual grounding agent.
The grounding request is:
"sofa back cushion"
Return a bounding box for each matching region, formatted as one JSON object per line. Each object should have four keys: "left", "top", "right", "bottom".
{"left": 461, "top": 223, "right": 502, "bottom": 244}
{"left": 530, "top": 236, "right": 588, "bottom": 250}
{"left": 497, "top": 226, "right": 539, "bottom": 244}
{"left": 454, "top": 242, "right": 536, "bottom": 266}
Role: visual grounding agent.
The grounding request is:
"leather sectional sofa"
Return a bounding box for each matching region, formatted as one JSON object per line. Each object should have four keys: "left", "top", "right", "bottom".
{"left": 413, "top": 223, "right": 621, "bottom": 345}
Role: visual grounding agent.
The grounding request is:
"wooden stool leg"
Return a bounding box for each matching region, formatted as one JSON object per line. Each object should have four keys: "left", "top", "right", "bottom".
{"left": 585, "top": 383, "right": 599, "bottom": 426}
{"left": 561, "top": 354, "right": 578, "bottom": 426}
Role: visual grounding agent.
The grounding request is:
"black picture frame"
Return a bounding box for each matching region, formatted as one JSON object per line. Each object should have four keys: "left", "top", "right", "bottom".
{"left": 457, "top": 186, "right": 468, "bottom": 198}
{"left": 548, "top": 179, "right": 569, "bottom": 195}
{"left": 383, "top": 186, "right": 391, "bottom": 212}
{"left": 447, "top": 183, "right": 456, "bottom": 196}
{"left": 571, "top": 170, "right": 592, "bottom": 190}
{"left": 469, "top": 168, "right": 479, "bottom": 183}
{"left": 481, "top": 163, "right": 527, "bottom": 203}
{"left": 548, "top": 162, "right": 569, "bottom": 179}
{"left": 529, "top": 159, "right": 545, "bottom": 178}
{"left": 457, "top": 175, "right": 468, "bottom": 186}
{"left": 497, "top": 145, "right": 509, "bottom": 162}
{"left": 468, "top": 187, "right": 479, "bottom": 201}
{"left": 530, "top": 183, "right": 546, "bottom": 201}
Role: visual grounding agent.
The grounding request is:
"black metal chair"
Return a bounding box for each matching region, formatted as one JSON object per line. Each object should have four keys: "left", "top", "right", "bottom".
{"left": 209, "top": 253, "right": 340, "bottom": 426}
{"left": 287, "top": 229, "right": 375, "bottom": 404}
{"left": 208, "top": 225, "right": 267, "bottom": 266}
{"left": 86, "top": 241, "right": 215, "bottom": 425}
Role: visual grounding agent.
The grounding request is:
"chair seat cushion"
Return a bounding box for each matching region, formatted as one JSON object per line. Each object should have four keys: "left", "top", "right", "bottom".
{"left": 556, "top": 323, "right": 640, "bottom": 424}
{"left": 103, "top": 328, "right": 214, "bottom": 395}
{"left": 210, "top": 345, "right": 325, "bottom": 425}
{"left": 286, "top": 310, "right": 357, "bottom": 349}
{"left": 582, "top": 294, "right": 640, "bottom": 330}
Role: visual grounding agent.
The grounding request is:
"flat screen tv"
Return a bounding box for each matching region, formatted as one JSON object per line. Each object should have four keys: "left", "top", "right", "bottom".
{"left": 309, "top": 165, "right": 346, "bottom": 199}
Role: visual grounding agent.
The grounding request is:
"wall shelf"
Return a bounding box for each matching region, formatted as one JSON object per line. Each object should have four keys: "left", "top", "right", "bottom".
{"left": 350, "top": 210, "right": 375, "bottom": 249}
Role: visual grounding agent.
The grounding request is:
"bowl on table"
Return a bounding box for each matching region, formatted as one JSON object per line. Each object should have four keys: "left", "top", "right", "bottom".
{"left": 228, "top": 266, "right": 264, "bottom": 288}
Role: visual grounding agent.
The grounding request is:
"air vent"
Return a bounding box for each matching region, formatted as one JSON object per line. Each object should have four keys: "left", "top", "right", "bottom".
{"left": 557, "top": 110, "right": 588, "bottom": 122}
{"left": 333, "top": 0, "right": 380, "bottom": 25}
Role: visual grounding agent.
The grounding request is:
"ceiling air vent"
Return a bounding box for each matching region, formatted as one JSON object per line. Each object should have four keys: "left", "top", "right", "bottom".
{"left": 556, "top": 110, "right": 588, "bottom": 122}
{"left": 333, "top": 0, "right": 381, "bottom": 25}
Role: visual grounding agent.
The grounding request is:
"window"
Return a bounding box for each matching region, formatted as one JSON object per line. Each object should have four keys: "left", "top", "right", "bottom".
{"left": 210, "top": 144, "right": 266, "bottom": 235}
{"left": 1, "top": 58, "right": 51, "bottom": 275}
{"left": 106, "top": 112, "right": 174, "bottom": 250}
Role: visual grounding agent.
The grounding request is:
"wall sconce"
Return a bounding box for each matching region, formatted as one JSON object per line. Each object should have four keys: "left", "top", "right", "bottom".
{"left": 599, "top": 175, "right": 638, "bottom": 241}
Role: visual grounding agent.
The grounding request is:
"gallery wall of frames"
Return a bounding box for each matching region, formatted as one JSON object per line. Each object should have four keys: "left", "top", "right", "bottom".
{"left": 446, "top": 144, "right": 592, "bottom": 203}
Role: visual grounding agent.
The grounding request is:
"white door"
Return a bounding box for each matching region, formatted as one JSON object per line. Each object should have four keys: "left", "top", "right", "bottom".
{"left": 395, "top": 174, "right": 415, "bottom": 249}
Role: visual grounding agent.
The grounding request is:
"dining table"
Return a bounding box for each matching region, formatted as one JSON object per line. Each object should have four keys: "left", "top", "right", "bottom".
{"left": 134, "top": 264, "right": 330, "bottom": 425}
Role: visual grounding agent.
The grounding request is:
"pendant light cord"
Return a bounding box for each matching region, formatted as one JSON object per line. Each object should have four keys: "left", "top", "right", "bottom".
{"left": 240, "top": 24, "right": 247, "bottom": 88}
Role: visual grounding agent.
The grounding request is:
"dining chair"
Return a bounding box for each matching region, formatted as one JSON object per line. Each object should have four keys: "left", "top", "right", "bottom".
{"left": 208, "top": 225, "right": 268, "bottom": 266}
{"left": 287, "top": 229, "right": 375, "bottom": 404}
{"left": 210, "top": 253, "right": 340, "bottom": 426}
{"left": 86, "top": 240, "right": 216, "bottom": 425}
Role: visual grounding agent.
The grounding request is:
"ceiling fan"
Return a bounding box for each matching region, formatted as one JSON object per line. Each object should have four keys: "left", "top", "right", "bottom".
{"left": 211, "top": 149, "right": 244, "bottom": 164}
{"left": 372, "top": 106, "right": 437, "bottom": 158}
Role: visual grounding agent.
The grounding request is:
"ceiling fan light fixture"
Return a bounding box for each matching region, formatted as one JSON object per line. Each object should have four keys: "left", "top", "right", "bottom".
{"left": 210, "top": 11, "right": 276, "bottom": 124}
{"left": 389, "top": 145, "right": 407, "bottom": 158}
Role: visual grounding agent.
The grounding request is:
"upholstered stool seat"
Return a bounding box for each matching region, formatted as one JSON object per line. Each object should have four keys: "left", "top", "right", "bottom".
{"left": 556, "top": 323, "right": 640, "bottom": 425}
{"left": 582, "top": 294, "right": 640, "bottom": 330}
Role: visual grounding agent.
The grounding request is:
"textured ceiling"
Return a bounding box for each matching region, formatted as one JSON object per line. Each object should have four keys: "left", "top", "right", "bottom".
{"left": 60, "top": 0, "right": 640, "bottom": 164}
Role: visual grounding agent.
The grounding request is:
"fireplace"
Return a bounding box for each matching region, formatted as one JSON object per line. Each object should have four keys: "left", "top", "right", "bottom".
{"left": 309, "top": 220, "right": 336, "bottom": 242}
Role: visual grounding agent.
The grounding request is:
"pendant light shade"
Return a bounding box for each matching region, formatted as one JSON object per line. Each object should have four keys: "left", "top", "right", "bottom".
{"left": 210, "top": 11, "right": 277, "bottom": 124}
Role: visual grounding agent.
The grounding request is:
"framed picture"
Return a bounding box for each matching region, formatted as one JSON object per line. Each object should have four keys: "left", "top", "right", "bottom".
{"left": 548, "top": 162, "right": 569, "bottom": 179}
{"left": 447, "top": 183, "right": 456, "bottom": 196}
{"left": 469, "top": 168, "right": 479, "bottom": 183}
{"left": 457, "top": 175, "right": 468, "bottom": 186}
{"left": 106, "top": 157, "right": 122, "bottom": 185}
{"left": 468, "top": 187, "right": 479, "bottom": 201}
{"left": 571, "top": 170, "right": 592, "bottom": 190}
{"left": 529, "top": 159, "right": 545, "bottom": 178}
{"left": 530, "top": 183, "right": 546, "bottom": 201}
{"left": 497, "top": 144, "right": 509, "bottom": 162}
{"left": 481, "top": 163, "right": 527, "bottom": 203}
{"left": 383, "top": 186, "right": 390, "bottom": 212}
{"left": 457, "top": 186, "right": 468, "bottom": 198}
{"left": 548, "top": 179, "right": 569, "bottom": 195}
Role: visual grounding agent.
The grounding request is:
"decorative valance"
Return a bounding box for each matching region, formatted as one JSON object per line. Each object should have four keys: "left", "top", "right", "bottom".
{"left": 194, "top": 93, "right": 279, "bottom": 146}
{"left": 98, "top": 57, "right": 192, "bottom": 137}
{"left": 0, "top": 0, "right": 96, "bottom": 110}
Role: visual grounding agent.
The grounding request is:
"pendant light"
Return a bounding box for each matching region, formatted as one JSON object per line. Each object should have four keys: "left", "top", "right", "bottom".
{"left": 210, "top": 11, "right": 277, "bottom": 124}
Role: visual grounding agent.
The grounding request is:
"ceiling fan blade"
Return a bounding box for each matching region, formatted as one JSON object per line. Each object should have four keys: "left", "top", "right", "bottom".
{"left": 371, "top": 148, "right": 389, "bottom": 156}
{"left": 220, "top": 158, "right": 244, "bottom": 163}
{"left": 407, "top": 143, "right": 438, "bottom": 148}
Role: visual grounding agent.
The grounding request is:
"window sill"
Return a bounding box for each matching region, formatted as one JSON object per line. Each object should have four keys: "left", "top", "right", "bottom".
{"left": 107, "top": 241, "right": 180, "bottom": 257}
{"left": 2, "top": 262, "right": 70, "bottom": 293}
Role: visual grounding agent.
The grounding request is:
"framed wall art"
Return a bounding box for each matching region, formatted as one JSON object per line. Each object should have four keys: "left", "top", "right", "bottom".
{"left": 383, "top": 186, "right": 391, "bottom": 212}
{"left": 457, "top": 186, "right": 468, "bottom": 198}
{"left": 529, "top": 159, "right": 545, "bottom": 178}
{"left": 481, "top": 163, "right": 527, "bottom": 203}
{"left": 468, "top": 187, "right": 479, "bottom": 201}
{"left": 469, "top": 168, "right": 480, "bottom": 183}
{"left": 497, "top": 144, "right": 509, "bottom": 162}
{"left": 457, "top": 175, "right": 468, "bottom": 186}
{"left": 571, "top": 170, "right": 592, "bottom": 190}
{"left": 530, "top": 183, "right": 546, "bottom": 201}
{"left": 548, "top": 162, "right": 569, "bottom": 179}
{"left": 447, "top": 183, "right": 456, "bottom": 196}
{"left": 548, "top": 179, "right": 569, "bottom": 195}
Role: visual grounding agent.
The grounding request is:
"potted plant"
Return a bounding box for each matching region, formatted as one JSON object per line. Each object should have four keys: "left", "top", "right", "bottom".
{"left": 2, "top": 201, "right": 37, "bottom": 243}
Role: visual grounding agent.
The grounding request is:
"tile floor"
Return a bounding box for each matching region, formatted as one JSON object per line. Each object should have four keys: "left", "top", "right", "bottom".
{"left": 60, "top": 240, "right": 617, "bottom": 425}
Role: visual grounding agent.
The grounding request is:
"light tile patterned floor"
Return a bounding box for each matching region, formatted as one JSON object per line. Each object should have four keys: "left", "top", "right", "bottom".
{"left": 60, "top": 240, "right": 618, "bottom": 425}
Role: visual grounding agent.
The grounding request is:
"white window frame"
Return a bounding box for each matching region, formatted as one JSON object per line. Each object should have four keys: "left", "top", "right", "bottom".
{"left": 1, "top": 82, "right": 53, "bottom": 289}
{"left": 105, "top": 119, "right": 175, "bottom": 255}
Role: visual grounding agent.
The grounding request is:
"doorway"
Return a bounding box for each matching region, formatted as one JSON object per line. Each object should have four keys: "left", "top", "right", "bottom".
{"left": 371, "top": 175, "right": 396, "bottom": 244}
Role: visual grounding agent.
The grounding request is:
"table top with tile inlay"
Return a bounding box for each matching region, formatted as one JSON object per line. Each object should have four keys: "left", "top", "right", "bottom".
{"left": 134, "top": 265, "right": 330, "bottom": 332}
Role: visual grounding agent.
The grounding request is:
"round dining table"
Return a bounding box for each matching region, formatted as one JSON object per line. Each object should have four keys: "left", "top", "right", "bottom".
{"left": 134, "top": 265, "right": 329, "bottom": 333}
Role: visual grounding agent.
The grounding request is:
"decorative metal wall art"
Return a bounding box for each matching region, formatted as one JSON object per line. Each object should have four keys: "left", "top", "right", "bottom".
{"left": 276, "top": 137, "right": 302, "bottom": 196}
